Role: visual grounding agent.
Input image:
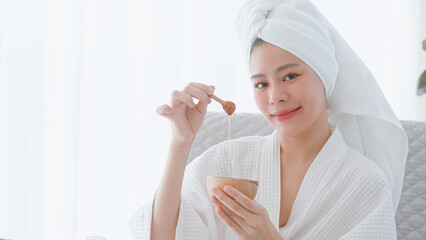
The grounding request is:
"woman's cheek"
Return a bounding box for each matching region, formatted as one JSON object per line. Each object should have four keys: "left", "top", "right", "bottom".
{"left": 253, "top": 92, "right": 267, "bottom": 111}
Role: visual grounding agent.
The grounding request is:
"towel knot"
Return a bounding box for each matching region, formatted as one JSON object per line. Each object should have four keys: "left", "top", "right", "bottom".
{"left": 236, "top": 0, "right": 284, "bottom": 59}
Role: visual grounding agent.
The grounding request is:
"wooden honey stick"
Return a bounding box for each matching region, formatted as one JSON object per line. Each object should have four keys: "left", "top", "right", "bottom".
{"left": 210, "top": 94, "right": 236, "bottom": 115}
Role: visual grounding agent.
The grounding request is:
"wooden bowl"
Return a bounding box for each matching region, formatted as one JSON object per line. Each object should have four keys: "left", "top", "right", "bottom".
{"left": 206, "top": 176, "right": 259, "bottom": 200}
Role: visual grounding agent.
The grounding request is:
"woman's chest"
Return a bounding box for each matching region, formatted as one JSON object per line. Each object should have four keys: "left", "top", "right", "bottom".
{"left": 279, "top": 163, "right": 311, "bottom": 228}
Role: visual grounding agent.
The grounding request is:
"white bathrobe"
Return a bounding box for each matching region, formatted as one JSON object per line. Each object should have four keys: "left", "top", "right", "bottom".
{"left": 129, "top": 124, "right": 397, "bottom": 239}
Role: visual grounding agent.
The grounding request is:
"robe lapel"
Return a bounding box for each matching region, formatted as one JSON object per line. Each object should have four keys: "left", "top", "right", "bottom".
{"left": 254, "top": 124, "right": 347, "bottom": 235}
{"left": 255, "top": 130, "right": 282, "bottom": 229}
{"left": 279, "top": 124, "right": 348, "bottom": 237}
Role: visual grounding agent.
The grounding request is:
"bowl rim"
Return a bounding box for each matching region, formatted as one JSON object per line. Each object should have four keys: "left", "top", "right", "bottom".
{"left": 206, "top": 176, "right": 259, "bottom": 185}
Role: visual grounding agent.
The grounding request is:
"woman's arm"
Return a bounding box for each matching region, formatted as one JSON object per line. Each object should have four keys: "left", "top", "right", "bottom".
{"left": 151, "top": 82, "right": 215, "bottom": 240}
{"left": 151, "top": 138, "right": 193, "bottom": 240}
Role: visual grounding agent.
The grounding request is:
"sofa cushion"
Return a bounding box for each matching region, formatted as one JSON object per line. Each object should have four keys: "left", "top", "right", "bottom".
{"left": 396, "top": 120, "right": 426, "bottom": 239}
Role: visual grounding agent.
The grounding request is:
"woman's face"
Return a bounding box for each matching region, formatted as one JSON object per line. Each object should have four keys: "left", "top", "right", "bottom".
{"left": 249, "top": 41, "right": 327, "bottom": 137}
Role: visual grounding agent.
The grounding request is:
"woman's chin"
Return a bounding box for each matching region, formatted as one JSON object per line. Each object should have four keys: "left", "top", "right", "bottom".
{"left": 270, "top": 119, "right": 303, "bottom": 137}
{"left": 277, "top": 127, "right": 300, "bottom": 138}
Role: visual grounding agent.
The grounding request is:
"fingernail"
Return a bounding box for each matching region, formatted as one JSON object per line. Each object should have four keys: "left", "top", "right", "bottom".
{"left": 165, "top": 108, "right": 173, "bottom": 114}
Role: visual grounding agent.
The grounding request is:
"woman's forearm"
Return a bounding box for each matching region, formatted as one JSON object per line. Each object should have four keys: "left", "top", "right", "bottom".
{"left": 151, "top": 138, "right": 193, "bottom": 240}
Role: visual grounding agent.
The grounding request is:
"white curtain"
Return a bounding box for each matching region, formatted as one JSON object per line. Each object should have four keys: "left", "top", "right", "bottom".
{"left": 0, "top": 0, "right": 422, "bottom": 239}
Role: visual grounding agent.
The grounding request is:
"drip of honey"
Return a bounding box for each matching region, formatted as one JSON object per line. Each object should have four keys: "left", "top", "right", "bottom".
{"left": 227, "top": 114, "right": 231, "bottom": 177}
{"left": 228, "top": 115, "right": 231, "bottom": 140}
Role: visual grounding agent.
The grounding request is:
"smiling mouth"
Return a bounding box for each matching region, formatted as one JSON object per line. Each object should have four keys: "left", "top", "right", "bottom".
{"left": 272, "top": 107, "right": 301, "bottom": 116}
{"left": 284, "top": 107, "right": 300, "bottom": 114}
{"left": 271, "top": 107, "right": 301, "bottom": 120}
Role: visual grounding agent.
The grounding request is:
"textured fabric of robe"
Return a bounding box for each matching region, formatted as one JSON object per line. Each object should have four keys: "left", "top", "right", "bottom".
{"left": 129, "top": 124, "right": 397, "bottom": 239}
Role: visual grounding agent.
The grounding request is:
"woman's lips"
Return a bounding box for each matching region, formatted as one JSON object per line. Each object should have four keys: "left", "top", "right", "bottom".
{"left": 272, "top": 107, "right": 301, "bottom": 121}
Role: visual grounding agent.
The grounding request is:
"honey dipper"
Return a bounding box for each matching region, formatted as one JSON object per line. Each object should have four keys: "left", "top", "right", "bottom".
{"left": 210, "top": 94, "right": 236, "bottom": 115}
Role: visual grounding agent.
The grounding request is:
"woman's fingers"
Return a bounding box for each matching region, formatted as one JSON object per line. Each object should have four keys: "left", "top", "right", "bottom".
{"left": 188, "top": 82, "right": 215, "bottom": 96}
{"left": 156, "top": 104, "right": 174, "bottom": 117}
{"left": 170, "top": 90, "right": 196, "bottom": 108}
{"left": 224, "top": 186, "right": 263, "bottom": 215}
{"left": 215, "top": 205, "right": 245, "bottom": 236}
{"left": 183, "top": 85, "right": 211, "bottom": 104}
{"left": 158, "top": 82, "right": 215, "bottom": 142}
{"left": 211, "top": 195, "right": 245, "bottom": 226}
{"left": 169, "top": 83, "right": 215, "bottom": 108}
{"left": 212, "top": 187, "right": 252, "bottom": 221}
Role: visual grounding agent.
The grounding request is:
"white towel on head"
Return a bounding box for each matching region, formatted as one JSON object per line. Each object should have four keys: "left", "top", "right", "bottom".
{"left": 235, "top": 0, "right": 408, "bottom": 212}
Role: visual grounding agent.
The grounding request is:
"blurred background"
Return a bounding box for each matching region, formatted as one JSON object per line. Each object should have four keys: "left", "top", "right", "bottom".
{"left": 0, "top": 0, "right": 425, "bottom": 239}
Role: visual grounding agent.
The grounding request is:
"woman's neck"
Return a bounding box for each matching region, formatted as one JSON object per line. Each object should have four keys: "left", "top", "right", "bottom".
{"left": 279, "top": 116, "right": 331, "bottom": 165}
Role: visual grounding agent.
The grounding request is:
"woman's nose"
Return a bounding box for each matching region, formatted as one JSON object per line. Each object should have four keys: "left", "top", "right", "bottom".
{"left": 268, "top": 86, "right": 289, "bottom": 104}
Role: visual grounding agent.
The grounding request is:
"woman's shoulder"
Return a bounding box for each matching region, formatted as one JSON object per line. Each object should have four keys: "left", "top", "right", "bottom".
{"left": 340, "top": 147, "right": 389, "bottom": 186}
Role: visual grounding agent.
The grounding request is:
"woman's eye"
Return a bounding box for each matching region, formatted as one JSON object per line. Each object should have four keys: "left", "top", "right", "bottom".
{"left": 254, "top": 82, "right": 268, "bottom": 89}
{"left": 283, "top": 73, "right": 299, "bottom": 81}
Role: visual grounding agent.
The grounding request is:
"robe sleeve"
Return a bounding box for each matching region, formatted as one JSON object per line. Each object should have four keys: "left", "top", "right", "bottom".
{"left": 128, "top": 196, "right": 155, "bottom": 240}
{"left": 338, "top": 165, "right": 397, "bottom": 240}
{"left": 129, "top": 142, "right": 229, "bottom": 240}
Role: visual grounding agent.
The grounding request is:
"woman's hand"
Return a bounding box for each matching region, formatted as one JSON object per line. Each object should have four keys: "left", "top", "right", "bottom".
{"left": 210, "top": 186, "right": 284, "bottom": 240}
{"left": 156, "top": 82, "right": 215, "bottom": 143}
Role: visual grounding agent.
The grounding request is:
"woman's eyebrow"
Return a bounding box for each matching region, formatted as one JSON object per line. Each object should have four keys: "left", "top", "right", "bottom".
{"left": 250, "top": 63, "right": 299, "bottom": 80}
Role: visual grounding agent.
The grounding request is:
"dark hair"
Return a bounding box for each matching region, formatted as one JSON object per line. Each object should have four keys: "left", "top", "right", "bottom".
{"left": 250, "top": 38, "right": 266, "bottom": 55}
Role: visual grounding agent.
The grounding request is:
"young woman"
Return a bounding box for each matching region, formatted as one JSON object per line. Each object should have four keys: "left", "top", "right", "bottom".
{"left": 130, "top": 0, "right": 408, "bottom": 239}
